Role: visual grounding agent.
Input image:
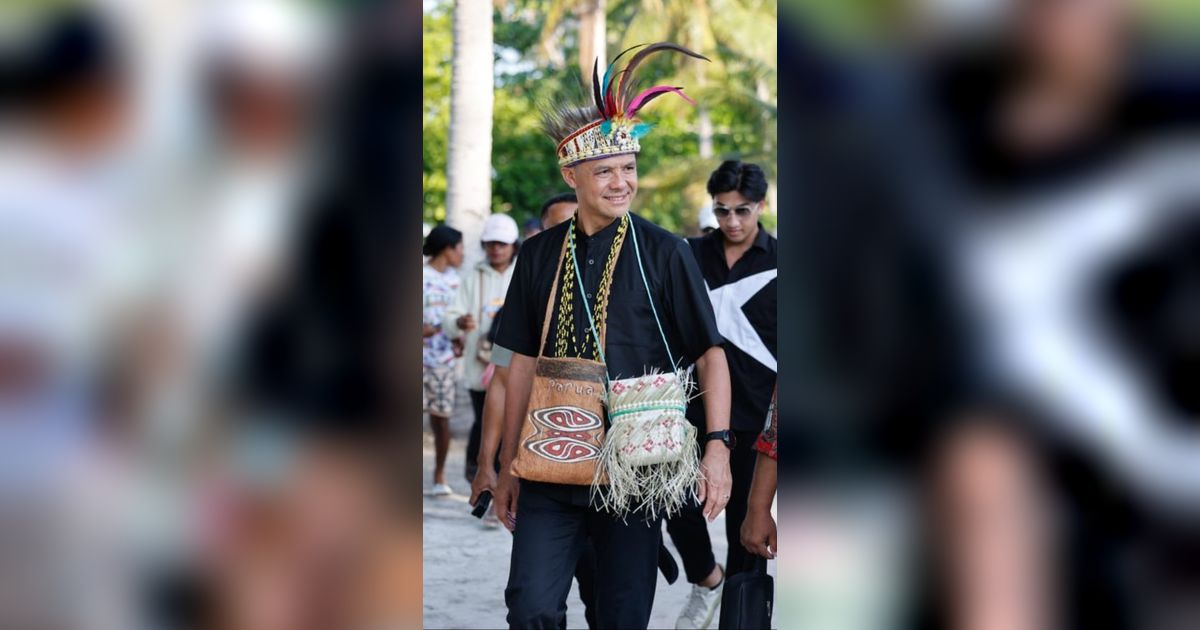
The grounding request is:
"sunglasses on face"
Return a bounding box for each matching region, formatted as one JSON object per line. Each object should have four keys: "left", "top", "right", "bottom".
{"left": 713, "top": 204, "right": 757, "bottom": 218}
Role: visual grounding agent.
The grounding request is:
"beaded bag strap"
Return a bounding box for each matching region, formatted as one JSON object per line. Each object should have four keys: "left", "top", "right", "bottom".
{"left": 576, "top": 215, "right": 678, "bottom": 374}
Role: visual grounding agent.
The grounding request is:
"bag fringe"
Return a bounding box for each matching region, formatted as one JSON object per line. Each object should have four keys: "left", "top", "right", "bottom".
{"left": 592, "top": 417, "right": 701, "bottom": 520}
{"left": 588, "top": 364, "right": 700, "bottom": 518}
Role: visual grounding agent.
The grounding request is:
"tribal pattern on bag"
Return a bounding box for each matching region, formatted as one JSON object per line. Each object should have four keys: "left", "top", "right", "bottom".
{"left": 593, "top": 369, "right": 701, "bottom": 519}
{"left": 525, "top": 406, "right": 604, "bottom": 462}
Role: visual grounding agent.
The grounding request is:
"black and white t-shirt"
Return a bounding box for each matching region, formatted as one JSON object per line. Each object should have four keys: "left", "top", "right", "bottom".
{"left": 686, "top": 225, "right": 778, "bottom": 432}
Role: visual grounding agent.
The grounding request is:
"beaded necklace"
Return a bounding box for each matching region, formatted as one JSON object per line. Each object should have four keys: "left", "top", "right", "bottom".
{"left": 554, "top": 213, "right": 629, "bottom": 360}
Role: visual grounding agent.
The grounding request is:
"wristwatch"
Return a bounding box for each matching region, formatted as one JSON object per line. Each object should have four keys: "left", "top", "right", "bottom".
{"left": 704, "top": 430, "right": 736, "bottom": 450}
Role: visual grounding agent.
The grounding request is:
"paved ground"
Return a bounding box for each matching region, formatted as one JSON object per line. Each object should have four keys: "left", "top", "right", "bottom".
{"left": 423, "top": 385, "right": 774, "bottom": 629}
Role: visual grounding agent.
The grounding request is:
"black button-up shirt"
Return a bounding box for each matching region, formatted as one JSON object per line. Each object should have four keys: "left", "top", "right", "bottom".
{"left": 496, "top": 213, "right": 722, "bottom": 381}
{"left": 686, "top": 224, "right": 778, "bottom": 431}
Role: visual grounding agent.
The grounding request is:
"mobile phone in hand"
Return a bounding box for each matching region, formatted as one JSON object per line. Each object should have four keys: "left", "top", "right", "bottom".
{"left": 471, "top": 490, "right": 493, "bottom": 518}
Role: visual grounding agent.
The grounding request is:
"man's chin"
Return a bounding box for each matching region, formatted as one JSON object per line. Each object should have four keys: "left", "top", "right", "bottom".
{"left": 602, "top": 203, "right": 631, "bottom": 217}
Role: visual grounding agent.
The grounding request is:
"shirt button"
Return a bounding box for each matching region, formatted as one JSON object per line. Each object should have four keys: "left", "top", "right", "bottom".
{"left": 587, "top": 293, "right": 594, "bottom": 300}
{"left": 588, "top": 258, "right": 594, "bottom": 265}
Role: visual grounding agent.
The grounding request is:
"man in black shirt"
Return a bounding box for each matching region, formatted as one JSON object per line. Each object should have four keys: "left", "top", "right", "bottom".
{"left": 492, "top": 42, "right": 732, "bottom": 630}
{"left": 668, "top": 160, "right": 778, "bottom": 629}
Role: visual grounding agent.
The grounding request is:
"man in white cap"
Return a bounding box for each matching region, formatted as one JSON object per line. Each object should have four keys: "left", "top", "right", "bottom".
{"left": 443, "top": 213, "right": 520, "bottom": 489}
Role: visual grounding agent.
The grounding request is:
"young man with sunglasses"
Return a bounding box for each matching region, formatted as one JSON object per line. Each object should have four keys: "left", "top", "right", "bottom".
{"left": 667, "top": 160, "right": 777, "bottom": 629}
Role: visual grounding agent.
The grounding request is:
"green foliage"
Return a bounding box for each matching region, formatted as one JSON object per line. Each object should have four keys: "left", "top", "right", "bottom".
{"left": 423, "top": 3, "right": 452, "bottom": 222}
{"left": 491, "top": 73, "right": 566, "bottom": 221}
{"left": 424, "top": 0, "right": 778, "bottom": 235}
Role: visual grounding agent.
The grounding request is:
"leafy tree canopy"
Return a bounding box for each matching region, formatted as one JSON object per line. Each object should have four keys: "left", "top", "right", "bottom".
{"left": 425, "top": 0, "right": 777, "bottom": 236}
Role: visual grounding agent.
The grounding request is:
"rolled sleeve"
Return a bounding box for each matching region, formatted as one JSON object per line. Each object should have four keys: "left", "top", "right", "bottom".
{"left": 491, "top": 344, "right": 514, "bottom": 368}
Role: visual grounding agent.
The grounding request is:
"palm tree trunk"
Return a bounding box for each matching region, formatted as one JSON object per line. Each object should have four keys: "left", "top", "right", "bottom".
{"left": 446, "top": 0, "right": 494, "bottom": 268}
{"left": 757, "top": 77, "right": 776, "bottom": 215}
{"left": 577, "top": 0, "right": 606, "bottom": 80}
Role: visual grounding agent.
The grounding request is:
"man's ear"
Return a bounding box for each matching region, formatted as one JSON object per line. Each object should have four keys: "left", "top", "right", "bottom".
{"left": 561, "top": 166, "right": 577, "bottom": 189}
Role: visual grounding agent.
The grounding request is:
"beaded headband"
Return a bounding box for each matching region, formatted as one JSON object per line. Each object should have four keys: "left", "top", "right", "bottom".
{"left": 542, "top": 42, "right": 709, "bottom": 167}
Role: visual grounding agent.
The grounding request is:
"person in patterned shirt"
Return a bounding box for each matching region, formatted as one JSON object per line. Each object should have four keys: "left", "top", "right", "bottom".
{"left": 423, "top": 225, "right": 464, "bottom": 496}
{"left": 741, "top": 386, "right": 777, "bottom": 559}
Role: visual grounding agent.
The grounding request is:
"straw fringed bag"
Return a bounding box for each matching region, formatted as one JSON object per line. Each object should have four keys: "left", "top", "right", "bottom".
{"left": 583, "top": 219, "right": 702, "bottom": 519}
{"left": 510, "top": 231, "right": 615, "bottom": 485}
{"left": 596, "top": 369, "right": 700, "bottom": 519}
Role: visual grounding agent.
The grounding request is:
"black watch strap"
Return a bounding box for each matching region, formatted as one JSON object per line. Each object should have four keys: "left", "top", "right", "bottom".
{"left": 704, "top": 430, "right": 735, "bottom": 449}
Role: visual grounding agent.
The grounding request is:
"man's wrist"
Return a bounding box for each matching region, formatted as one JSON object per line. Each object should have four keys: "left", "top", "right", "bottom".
{"left": 747, "top": 497, "right": 773, "bottom": 513}
{"left": 703, "top": 445, "right": 731, "bottom": 460}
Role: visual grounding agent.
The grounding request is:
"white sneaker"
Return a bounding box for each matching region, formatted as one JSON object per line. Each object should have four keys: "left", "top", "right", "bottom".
{"left": 675, "top": 567, "right": 723, "bottom": 629}
{"left": 481, "top": 503, "right": 501, "bottom": 529}
{"left": 431, "top": 483, "right": 453, "bottom": 497}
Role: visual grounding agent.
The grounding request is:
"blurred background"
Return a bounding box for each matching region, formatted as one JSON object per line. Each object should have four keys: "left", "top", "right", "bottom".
{"left": 10, "top": 0, "right": 1200, "bottom": 628}
{"left": 777, "top": 0, "right": 1200, "bottom": 629}
{"left": 0, "top": 1, "right": 421, "bottom": 629}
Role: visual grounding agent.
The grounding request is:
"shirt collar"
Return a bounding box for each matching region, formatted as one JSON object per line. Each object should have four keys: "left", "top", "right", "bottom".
{"left": 574, "top": 214, "right": 622, "bottom": 242}
{"left": 750, "top": 222, "right": 772, "bottom": 252}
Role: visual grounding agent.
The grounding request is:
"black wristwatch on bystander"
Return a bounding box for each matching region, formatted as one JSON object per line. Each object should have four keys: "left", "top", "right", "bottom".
{"left": 704, "top": 430, "right": 737, "bottom": 450}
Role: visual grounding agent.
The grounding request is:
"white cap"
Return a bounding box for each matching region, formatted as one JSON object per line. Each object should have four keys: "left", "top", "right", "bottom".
{"left": 201, "top": 0, "right": 332, "bottom": 77}
{"left": 481, "top": 214, "right": 519, "bottom": 244}
{"left": 698, "top": 203, "right": 719, "bottom": 231}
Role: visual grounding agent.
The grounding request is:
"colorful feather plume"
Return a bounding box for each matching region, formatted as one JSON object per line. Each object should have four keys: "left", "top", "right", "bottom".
{"left": 541, "top": 41, "right": 708, "bottom": 165}
{"left": 590, "top": 42, "right": 709, "bottom": 123}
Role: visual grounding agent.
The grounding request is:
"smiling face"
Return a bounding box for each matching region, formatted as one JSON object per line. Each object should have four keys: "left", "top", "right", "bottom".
{"left": 562, "top": 154, "right": 638, "bottom": 223}
{"left": 713, "top": 190, "right": 763, "bottom": 245}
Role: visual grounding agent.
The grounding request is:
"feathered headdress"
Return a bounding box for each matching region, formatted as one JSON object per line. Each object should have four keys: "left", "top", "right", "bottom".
{"left": 542, "top": 42, "right": 709, "bottom": 167}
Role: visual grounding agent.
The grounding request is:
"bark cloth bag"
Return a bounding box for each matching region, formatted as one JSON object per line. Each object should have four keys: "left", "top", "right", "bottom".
{"left": 511, "top": 216, "right": 700, "bottom": 518}
{"left": 510, "top": 232, "right": 615, "bottom": 485}
{"left": 584, "top": 218, "right": 700, "bottom": 520}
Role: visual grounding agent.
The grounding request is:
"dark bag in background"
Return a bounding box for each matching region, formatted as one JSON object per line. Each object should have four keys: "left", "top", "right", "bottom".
{"left": 718, "top": 555, "right": 774, "bottom": 629}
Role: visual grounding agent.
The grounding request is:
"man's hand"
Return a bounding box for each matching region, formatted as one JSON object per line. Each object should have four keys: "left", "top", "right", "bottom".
{"left": 423, "top": 323, "right": 437, "bottom": 338}
{"left": 470, "top": 462, "right": 498, "bottom": 506}
{"left": 697, "top": 448, "right": 732, "bottom": 521}
{"left": 457, "top": 314, "right": 477, "bottom": 332}
{"left": 741, "top": 506, "right": 777, "bottom": 559}
{"left": 692, "top": 346, "right": 732, "bottom": 521}
{"left": 493, "top": 467, "right": 520, "bottom": 532}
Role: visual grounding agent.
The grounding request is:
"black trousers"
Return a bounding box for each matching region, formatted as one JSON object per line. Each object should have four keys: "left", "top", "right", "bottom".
{"left": 575, "top": 541, "right": 598, "bottom": 629}
{"left": 506, "top": 480, "right": 662, "bottom": 629}
{"left": 666, "top": 429, "right": 760, "bottom": 583}
{"left": 465, "top": 389, "right": 487, "bottom": 481}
